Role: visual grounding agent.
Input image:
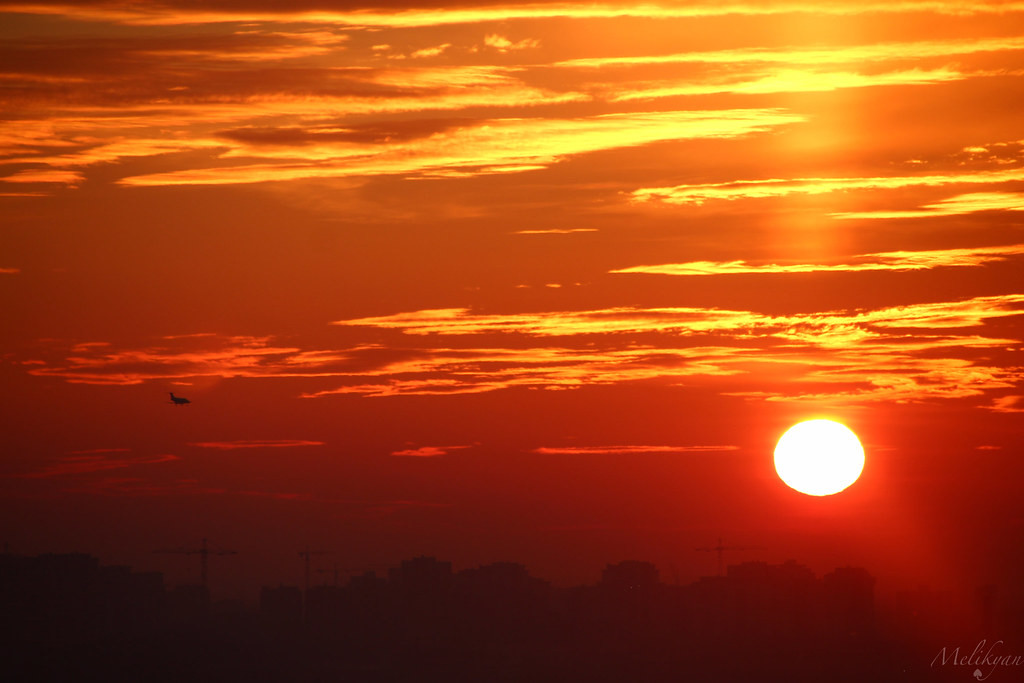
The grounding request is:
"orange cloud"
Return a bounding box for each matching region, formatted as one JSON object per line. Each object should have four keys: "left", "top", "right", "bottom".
{"left": 858, "top": 295, "right": 1024, "bottom": 330}
{"left": 8, "top": 2, "right": 1023, "bottom": 28}
{"left": 27, "top": 292, "right": 1021, "bottom": 402}
{"left": 732, "top": 348, "right": 1020, "bottom": 401}
{"left": 484, "top": 34, "right": 540, "bottom": 52}
{"left": 611, "top": 67, "right": 969, "bottom": 102}
{"left": 391, "top": 444, "right": 475, "bottom": 457}
{"left": 332, "top": 295, "right": 1024, "bottom": 338}
{"left": 631, "top": 167, "right": 1024, "bottom": 205}
{"left": 987, "top": 395, "right": 1024, "bottom": 413}
{"left": 300, "top": 344, "right": 751, "bottom": 398}
{"left": 610, "top": 244, "right": 1024, "bottom": 276}
{"left": 302, "top": 378, "right": 510, "bottom": 398}
{"left": 833, "top": 192, "right": 1024, "bottom": 219}
{"left": 1, "top": 44, "right": 594, "bottom": 193}
{"left": 514, "top": 228, "right": 597, "bottom": 234}
{"left": 556, "top": 35, "right": 1024, "bottom": 69}
{"left": 410, "top": 43, "right": 452, "bottom": 59}
{"left": 303, "top": 340, "right": 1018, "bottom": 404}
{"left": 1, "top": 168, "right": 84, "bottom": 185}
{"left": 533, "top": 445, "right": 739, "bottom": 455}
{"left": 133, "top": 29, "right": 349, "bottom": 63}
{"left": 24, "top": 335, "right": 375, "bottom": 385}
{"left": 18, "top": 296, "right": 1023, "bottom": 406}
{"left": 318, "top": 296, "right": 1024, "bottom": 403}
{"left": 117, "top": 108, "right": 800, "bottom": 186}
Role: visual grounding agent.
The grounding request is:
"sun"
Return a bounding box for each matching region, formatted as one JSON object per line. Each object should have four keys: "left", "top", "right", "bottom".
{"left": 774, "top": 419, "right": 864, "bottom": 496}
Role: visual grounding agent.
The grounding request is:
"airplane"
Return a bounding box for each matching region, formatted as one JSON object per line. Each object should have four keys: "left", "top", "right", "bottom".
{"left": 169, "top": 392, "right": 191, "bottom": 406}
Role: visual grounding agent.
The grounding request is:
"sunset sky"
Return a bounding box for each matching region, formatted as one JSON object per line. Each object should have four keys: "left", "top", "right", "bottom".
{"left": 2, "top": 0, "right": 1023, "bottom": 599}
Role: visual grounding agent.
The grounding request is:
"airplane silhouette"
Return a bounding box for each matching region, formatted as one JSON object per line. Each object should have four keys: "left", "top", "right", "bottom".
{"left": 169, "top": 392, "right": 191, "bottom": 406}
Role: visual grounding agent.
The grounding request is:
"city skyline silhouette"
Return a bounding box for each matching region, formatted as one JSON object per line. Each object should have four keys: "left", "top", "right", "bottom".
{"left": 6, "top": 546, "right": 1020, "bottom": 681}
{"left": 3, "top": 0, "right": 1024, "bottom": 679}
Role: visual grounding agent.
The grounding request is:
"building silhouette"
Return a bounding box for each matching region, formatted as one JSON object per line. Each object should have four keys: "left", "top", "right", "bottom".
{"left": 259, "top": 584, "right": 302, "bottom": 627}
{"left": 3, "top": 548, "right": 1009, "bottom": 682}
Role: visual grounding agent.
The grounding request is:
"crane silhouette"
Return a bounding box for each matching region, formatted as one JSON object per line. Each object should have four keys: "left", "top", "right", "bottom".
{"left": 155, "top": 538, "right": 237, "bottom": 588}
{"left": 168, "top": 392, "right": 191, "bottom": 406}
{"left": 695, "top": 537, "right": 764, "bottom": 577}
{"left": 299, "top": 547, "right": 330, "bottom": 593}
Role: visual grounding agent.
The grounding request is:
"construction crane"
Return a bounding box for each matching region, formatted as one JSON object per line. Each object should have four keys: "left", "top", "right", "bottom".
{"left": 155, "top": 538, "right": 237, "bottom": 588}
{"left": 317, "top": 564, "right": 345, "bottom": 587}
{"left": 298, "top": 547, "right": 330, "bottom": 593}
{"left": 695, "top": 537, "right": 762, "bottom": 577}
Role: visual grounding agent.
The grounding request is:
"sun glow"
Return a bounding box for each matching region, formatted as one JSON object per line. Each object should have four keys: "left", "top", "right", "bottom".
{"left": 774, "top": 419, "right": 864, "bottom": 496}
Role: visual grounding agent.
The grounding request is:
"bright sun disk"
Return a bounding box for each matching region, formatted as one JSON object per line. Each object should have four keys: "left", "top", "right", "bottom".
{"left": 774, "top": 419, "right": 864, "bottom": 496}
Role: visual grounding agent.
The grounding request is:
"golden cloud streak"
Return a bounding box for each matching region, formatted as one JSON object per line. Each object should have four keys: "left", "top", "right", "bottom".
{"left": 533, "top": 445, "right": 739, "bottom": 454}
{"left": 311, "top": 296, "right": 1024, "bottom": 402}
{"left": 514, "top": 228, "right": 598, "bottom": 234}
{"left": 302, "top": 338, "right": 1020, "bottom": 403}
{"left": 391, "top": 444, "right": 474, "bottom": 457}
{"left": 3, "top": 138, "right": 227, "bottom": 182}
{"left": 611, "top": 67, "right": 967, "bottom": 101}
{"left": 1, "top": 59, "right": 588, "bottom": 192}
{"left": 556, "top": 28, "right": 1024, "bottom": 104}
{"left": 293, "top": 345, "right": 747, "bottom": 399}
{"left": 3, "top": 84, "right": 585, "bottom": 176}
{"left": 833, "top": 192, "right": 1024, "bottom": 219}
{"left": 728, "top": 350, "right": 1024, "bottom": 404}
{"left": 988, "top": 395, "right": 1024, "bottom": 413}
{"left": 24, "top": 294, "right": 1023, "bottom": 399}
{"left": 25, "top": 336, "right": 355, "bottom": 385}
{"left": 118, "top": 109, "right": 801, "bottom": 186}
{"left": 1, "top": 168, "right": 84, "bottom": 185}
{"left": 558, "top": 35, "right": 1024, "bottom": 69}
{"left": 21, "top": 293, "right": 1023, "bottom": 405}
{"left": 331, "top": 294, "right": 1024, "bottom": 337}
{"left": 631, "top": 167, "right": 1024, "bottom": 205}
{"left": 610, "top": 244, "right": 1024, "bottom": 276}
{"left": 132, "top": 31, "right": 349, "bottom": 63}
{"left": 8, "top": 2, "right": 1024, "bottom": 27}
{"left": 485, "top": 34, "right": 540, "bottom": 52}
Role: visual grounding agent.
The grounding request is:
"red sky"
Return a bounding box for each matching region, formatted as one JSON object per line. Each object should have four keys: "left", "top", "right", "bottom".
{"left": 1, "top": 0, "right": 1023, "bottom": 599}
